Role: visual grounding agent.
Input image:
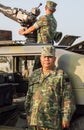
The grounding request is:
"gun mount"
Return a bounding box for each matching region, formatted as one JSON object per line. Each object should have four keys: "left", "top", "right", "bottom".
{"left": 0, "top": 3, "right": 42, "bottom": 42}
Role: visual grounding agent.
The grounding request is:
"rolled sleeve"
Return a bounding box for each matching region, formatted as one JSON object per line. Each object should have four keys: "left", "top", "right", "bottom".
{"left": 33, "top": 23, "right": 39, "bottom": 29}
{"left": 33, "top": 15, "right": 46, "bottom": 29}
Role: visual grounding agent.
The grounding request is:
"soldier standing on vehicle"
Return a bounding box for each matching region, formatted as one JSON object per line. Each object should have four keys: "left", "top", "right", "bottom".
{"left": 25, "top": 46, "right": 76, "bottom": 130}
{"left": 19, "top": 0, "right": 57, "bottom": 70}
{"left": 19, "top": 0, "right": 57, "bottom": 44}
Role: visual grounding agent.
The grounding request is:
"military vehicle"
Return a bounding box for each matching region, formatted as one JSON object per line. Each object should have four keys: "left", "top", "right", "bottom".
{"left": 0, "top": 3, "right": 84, "bottom": 130}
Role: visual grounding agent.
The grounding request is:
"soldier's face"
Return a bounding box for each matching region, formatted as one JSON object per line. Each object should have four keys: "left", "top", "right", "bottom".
{"left": 40, "top": 56, "right": 56, "bottom": 69}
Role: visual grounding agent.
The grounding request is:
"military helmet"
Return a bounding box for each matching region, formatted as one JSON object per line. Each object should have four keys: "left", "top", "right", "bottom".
{"left": 41, "top": 46, "right": 55, "bottom": 57}
{"left": 46, "top": 1, "right": 57, "bottom": 11}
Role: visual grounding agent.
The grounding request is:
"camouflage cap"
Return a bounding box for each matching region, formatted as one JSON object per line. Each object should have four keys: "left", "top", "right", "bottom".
{"left": 46, "top": 1, "right": 57, "bottom": 11}
{"left": 41, "top": 46, "right": 55, "bottom": 57}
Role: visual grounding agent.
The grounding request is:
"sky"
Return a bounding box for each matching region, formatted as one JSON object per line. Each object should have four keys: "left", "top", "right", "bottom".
{"left": 0, "top": 0, "right": 84, "bottom": 44}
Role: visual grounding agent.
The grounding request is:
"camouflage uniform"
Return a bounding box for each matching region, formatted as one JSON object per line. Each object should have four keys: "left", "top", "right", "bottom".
{"left": 25, "top": 68, "right": 76, "bottom": 130}
{"left": 33, "top": 1, "right": 57, "bottom": 44}
{"left": 34, "top": 14, "right": 57, "bottom": 44}
{"left": 33, "top": 1, "right": 57, "bottom": 70}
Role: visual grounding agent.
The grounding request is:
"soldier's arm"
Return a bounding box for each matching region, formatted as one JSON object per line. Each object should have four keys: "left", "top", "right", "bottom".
{"left": 19, "top": 15, "right": 46, "bottom": 35}
{"left": 25, "top": 88, "right": 31, "bottom": 115}
{"left": 61, "top": 72, "right": 76, "bottom": 128}
{"left": 24, "top": 76, "right": 33, "bottom": 115}
{"left": 19, "top": 25, "right": 36, "bottom": 35}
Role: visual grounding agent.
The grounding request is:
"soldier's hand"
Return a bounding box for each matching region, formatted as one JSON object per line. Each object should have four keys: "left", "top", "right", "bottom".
{"left": 26, "top": 115, "right": 30, "bottom": 122}
{"left": 62, "top": 121, "right": 70, "bottom": 128}
{"left": 19, "top": 28, "right": 25, "bottom": 35}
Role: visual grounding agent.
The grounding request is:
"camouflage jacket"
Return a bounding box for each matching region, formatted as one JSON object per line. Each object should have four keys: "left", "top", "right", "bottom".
{"left": 25, "top": 67, "right": 76, "bottom": 129}
{"left": 34, "top": 14, "right": 57, "bottom": 43}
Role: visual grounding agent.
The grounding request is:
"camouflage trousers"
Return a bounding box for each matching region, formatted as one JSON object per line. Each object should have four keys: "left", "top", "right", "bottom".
{"left": 27, "top": 126, "right": 50, "bottom": 130}
{"left": 27, "top": 126, "right": 63, "bottom": 130}
{"left": 34, "top": 126, "right": 48, "bottom": 130}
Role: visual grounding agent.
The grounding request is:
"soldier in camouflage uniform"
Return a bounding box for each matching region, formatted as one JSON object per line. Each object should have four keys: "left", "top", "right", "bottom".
{"left": 19, "top": 1, "right": 57, "bottom": 70}
{"left": 25, "top": 46, "right": 76, "bottom": 130}
{"left": 19, "top": 1, "right": 57, "bottom": 44}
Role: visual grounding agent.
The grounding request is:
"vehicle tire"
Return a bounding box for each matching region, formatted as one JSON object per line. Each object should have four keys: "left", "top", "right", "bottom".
{"left": 69, "top": 116, "right": 84, "bottom": 130}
